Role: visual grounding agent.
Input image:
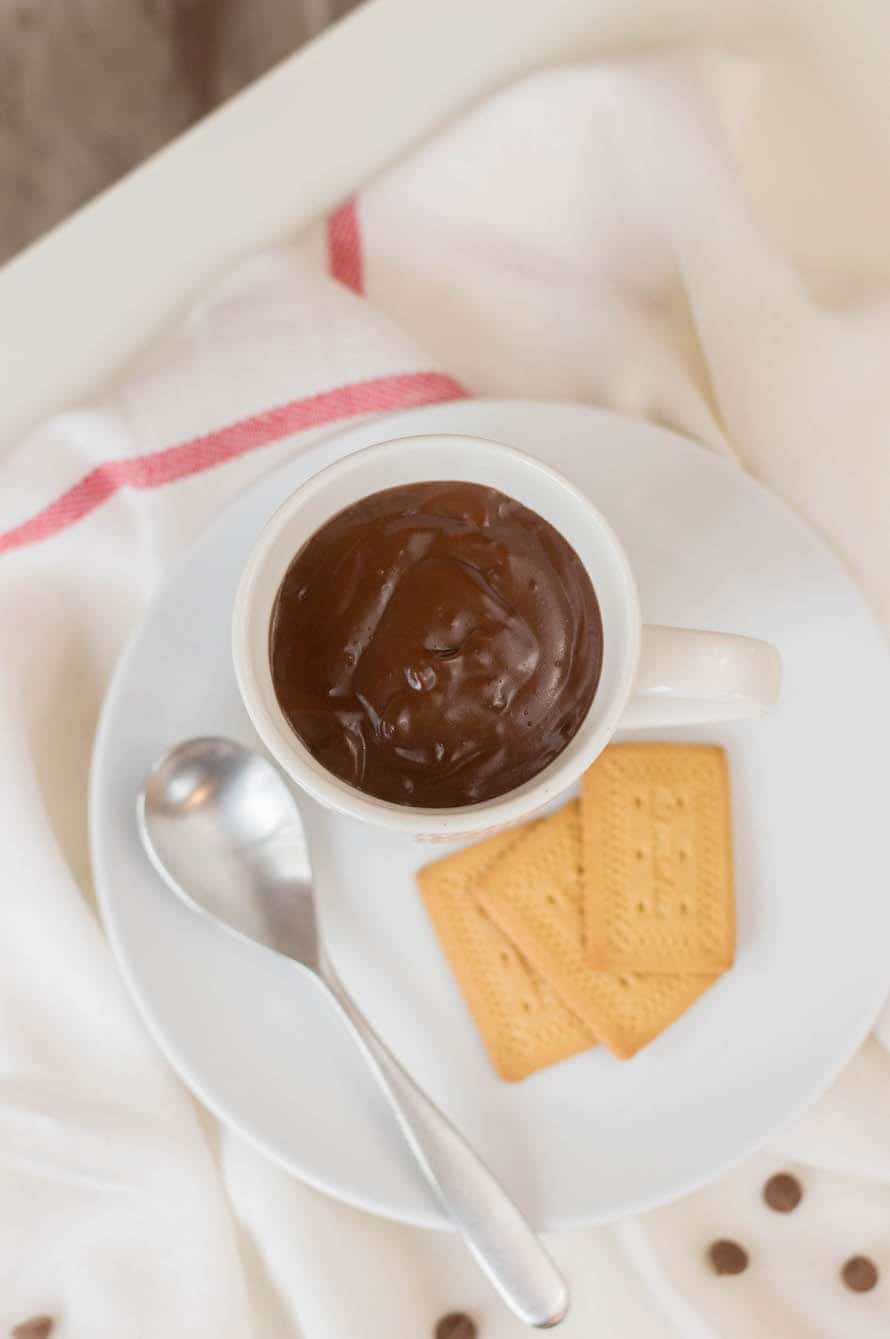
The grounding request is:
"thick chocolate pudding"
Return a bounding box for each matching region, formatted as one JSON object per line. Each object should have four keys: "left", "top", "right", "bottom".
{"left": 269, "top": 481, "right": 603, "bottom": 807}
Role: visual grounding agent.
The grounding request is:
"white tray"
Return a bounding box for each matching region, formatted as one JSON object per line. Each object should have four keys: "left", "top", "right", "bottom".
{"left": 2, "top": 0, "right": 889, "bottom": 450}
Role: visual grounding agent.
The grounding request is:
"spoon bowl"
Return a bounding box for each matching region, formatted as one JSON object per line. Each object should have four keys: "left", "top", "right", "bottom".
{"left": 140, "top": 737, "right": 321, "bottom": 967}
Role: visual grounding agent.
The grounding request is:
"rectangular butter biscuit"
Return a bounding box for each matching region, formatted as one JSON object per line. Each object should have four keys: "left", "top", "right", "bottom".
{"left": 582, "top": 744, "right": 735, "bottom": 974}
{"left": 476, "top": 802, "right": 718, "bottom": 1059}
{"left": 417, "top": 830, "right": 596, "bottom": 1081}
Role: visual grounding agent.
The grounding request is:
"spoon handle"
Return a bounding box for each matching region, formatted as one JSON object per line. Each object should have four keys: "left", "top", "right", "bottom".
{"left": 318, "top": 961, "right": 569, "bottom": 1329}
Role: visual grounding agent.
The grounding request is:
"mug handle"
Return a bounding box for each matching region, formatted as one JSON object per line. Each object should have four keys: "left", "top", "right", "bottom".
{"left": 620, "top": 626, "right": 782, "bottom": 729}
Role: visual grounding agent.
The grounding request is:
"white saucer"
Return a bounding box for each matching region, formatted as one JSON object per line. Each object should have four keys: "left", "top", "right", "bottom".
{"left": 90, "top": 400, "right": 890, "bottom": 1231}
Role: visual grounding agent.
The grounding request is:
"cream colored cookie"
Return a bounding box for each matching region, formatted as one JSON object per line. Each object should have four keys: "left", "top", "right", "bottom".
{"left": 417, "top": 829, "right": 596, "bottom": 1081}
{"left": 582, "top": 744, "right": 735, "bottom": 974}
{"left": 476, "top": 802, "right": 718, "bottom": 1059}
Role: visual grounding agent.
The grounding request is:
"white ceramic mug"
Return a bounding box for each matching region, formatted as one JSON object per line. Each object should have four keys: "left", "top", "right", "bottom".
{"left": 233, "top": 434, "right": 781, "bottom": 839}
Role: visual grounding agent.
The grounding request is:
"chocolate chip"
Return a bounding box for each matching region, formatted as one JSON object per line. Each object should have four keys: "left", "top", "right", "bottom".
{"left": 12, "top": 1319, "right": 54, "bottom": 1339}
{"left": 708, "top": 1239, "right": 749, "bottom": 1275}
{"left": 434, "top": 1313, "right": 477, "bottom": 1339}
{"left": 763, "top": 1172, "right": 802, "bottom": 1213}
{"left": 842, "top": 1256, "right": 879, "bottom": 1293}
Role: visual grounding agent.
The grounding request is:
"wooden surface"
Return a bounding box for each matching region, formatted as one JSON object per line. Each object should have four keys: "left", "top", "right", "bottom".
{"left": 0, "top": 0, "right": 355, "bottom": 263}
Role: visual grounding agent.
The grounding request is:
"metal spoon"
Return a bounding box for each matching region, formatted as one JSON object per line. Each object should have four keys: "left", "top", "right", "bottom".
{"left": 138, "top": 737, "right": 569, "bottom": 1329}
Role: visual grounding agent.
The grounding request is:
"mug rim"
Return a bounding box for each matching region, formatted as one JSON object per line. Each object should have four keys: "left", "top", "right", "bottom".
{"left": 232, "top": 433, "right": 642, "bottom": 838}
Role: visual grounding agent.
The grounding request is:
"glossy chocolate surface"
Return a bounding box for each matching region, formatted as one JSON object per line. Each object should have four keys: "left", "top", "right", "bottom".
{"left": 270, "top": 482, "right": 603, "bottom": 807}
